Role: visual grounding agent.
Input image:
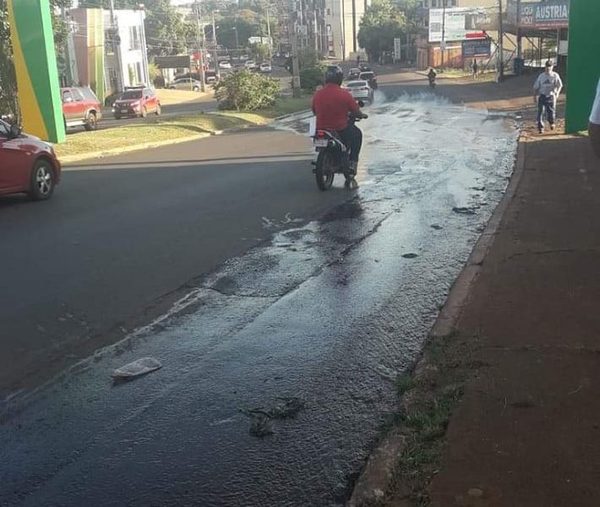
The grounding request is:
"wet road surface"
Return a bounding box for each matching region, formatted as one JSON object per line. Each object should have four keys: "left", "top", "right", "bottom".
{"left": 0, "top": 94, "right": 518, "bottom": 506}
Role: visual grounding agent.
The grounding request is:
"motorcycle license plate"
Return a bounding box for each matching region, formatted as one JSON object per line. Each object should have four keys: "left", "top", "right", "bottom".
{"left": 121, "top": 109, "right": 128, "bottom": 113}
{"left": 313, "top": 139, "right": 328, "bottom": 147}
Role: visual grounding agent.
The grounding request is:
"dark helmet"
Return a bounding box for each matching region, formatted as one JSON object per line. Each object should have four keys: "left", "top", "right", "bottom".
{"left": 324, "top": 65, "right": 343, "bottom": 85}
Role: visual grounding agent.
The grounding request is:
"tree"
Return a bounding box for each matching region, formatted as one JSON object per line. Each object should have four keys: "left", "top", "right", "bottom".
{"left": 250, "top": 43, "right": 269, "bottom": 62}
{"left": 358, "top": 0, "right": 406, "bottom": 63}
{"left": 214, "top": 69, "right": 278, "bottom": 111}
{"left": 217, "top": 17, "right": 257, "bottom": 49}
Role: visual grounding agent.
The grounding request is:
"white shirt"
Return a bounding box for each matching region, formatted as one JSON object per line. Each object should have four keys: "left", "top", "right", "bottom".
{"left": 590, "top": 78, "right": 600, "bottom": 125}
{"left": 533, "top": 71, "right": 563, "bottom": 97}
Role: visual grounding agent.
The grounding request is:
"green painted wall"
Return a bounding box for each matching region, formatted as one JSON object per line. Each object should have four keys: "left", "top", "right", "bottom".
{"left": 565, "top": 0, "right": 600, "bottom": 133}
{"left": 8, "top": 0, "right": 65, "bottom": 143}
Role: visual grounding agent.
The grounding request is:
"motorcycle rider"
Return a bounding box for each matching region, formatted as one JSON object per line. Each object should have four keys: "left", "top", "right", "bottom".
{"left": 312, "top": 65, "right": 367, "bottom": 175}
{"left": 427, "top": 67, "right": 437, "bottom": 88}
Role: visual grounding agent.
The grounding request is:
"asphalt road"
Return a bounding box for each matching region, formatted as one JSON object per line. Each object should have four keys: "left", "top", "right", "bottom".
{"left": 0, "top": 78, "right": 519, "bottom": 506}
{"left": 0, "top": 127, "right": 350, "bottom": 397}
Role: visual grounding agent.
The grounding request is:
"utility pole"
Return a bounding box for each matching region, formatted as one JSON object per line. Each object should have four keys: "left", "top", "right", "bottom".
{"left": 109, "top": 0, "right": 124, "bottom": 92}
{"left": 266, "top": 4, "right": 272, "bottom": 60}
{"left": 212, "top": 11, "right": 220, "bottom": 79}
{"left": 516, "top": 0, "right": 522, "bottom": 60}
{"left": 498, "top": 0, "right": 504, "bottom": 82}
{"left": 440, "top": 0, "right": 446, "bottom": 68}
{"left": 313, "top": 8, "right": 318, "bottom": 54}
{"left": 289, "top": 17, "right": 301, "bottom": 98}
{"left": 194, "top": 0, "right": 206, "bottom": 92}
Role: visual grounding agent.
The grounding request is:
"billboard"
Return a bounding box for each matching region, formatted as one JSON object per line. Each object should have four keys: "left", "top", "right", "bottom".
{"left": 429, "top": 7, "right": 497, "bottom": 43}
{"left": 462, "top": 39, "right": 492, "bottom": 58}
{"left": 519, "top": 0, "right": 570, "bottom": 29}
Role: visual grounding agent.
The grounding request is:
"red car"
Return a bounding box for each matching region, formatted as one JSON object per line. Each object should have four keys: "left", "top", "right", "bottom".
{"left": 112, "top": 86, "right": 161, "bottom": 119}
{"left": 0, "top": 119, "right": 61, "bottom": 200}
{"left": 61, "top": 86, "right": 103, "bottom": 131}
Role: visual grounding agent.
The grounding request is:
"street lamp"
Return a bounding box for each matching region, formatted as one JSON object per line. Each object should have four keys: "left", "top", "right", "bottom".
{"left": 232, "top": 25, "right": 239, "bottom": 49}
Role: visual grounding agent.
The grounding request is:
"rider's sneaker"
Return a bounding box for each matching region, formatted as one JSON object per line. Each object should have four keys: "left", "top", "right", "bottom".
{"left": 348, "top": 161, "right": 358, "bottom": 175}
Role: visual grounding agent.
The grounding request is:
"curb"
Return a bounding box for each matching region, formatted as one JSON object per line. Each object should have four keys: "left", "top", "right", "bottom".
{"left": 348, "top": 137, "right": 528, "bottom": 506}
{"left": 272, "top": 109, "right": 312, "bottom": 121}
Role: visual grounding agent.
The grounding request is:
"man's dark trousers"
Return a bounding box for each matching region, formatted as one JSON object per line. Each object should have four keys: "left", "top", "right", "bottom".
{"left": 338, "top": 124, "right": 363, "bottom": 162}
{"left": 537, "top": 94, "right": 556, "bottom": 131}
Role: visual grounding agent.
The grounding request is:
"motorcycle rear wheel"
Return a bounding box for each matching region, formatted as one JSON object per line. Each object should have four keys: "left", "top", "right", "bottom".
{"left": 315, "top": 150, "right": 335, "bottom": 191}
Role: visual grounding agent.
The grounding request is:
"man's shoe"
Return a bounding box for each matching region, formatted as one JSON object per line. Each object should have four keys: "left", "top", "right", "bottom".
{"left": 538, "top": 127, "right": 544, "bottom": 134}
{"left": 550, "top": 123, "right": 555, "bottom": 131}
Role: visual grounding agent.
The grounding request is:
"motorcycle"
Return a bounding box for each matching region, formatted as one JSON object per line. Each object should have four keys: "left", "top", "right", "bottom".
{"left": 311, "top": 111, "right": 367, "bottom": 191}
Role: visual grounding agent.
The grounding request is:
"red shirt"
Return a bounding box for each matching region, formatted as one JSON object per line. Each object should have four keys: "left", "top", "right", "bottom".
{"left": 312, "top": 83, "right": 360, "bottom": 131}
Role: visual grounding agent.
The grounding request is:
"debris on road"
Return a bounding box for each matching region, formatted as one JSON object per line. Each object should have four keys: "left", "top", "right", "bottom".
{"left": 240, "top": 397, "right": 306, "bottom": 437}
{"left": 402, "top": 253, "right": 419, "bottom": 259}
{"left": 112, "top": 357, "right": 162, "bottom": 380}
{"left": 452, "top": 206, "right": 478, "bottom": 215}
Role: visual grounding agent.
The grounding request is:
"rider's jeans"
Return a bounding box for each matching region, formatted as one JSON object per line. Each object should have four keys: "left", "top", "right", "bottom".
{"left": 338, "top": 124, "right": 363, "bottom": 162}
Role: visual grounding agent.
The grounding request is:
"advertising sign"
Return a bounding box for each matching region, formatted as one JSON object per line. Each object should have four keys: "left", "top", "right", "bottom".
{"left": 519, "top": 0, "right": 569, "bottom": 29}
{"left": 462, "top": 39, "right": 492, "bottom": 58}
{"left": 429, "top": 7, "right": 496, "bottom": 43}
{"left": 394, "top": 38, "right": 402, "bottom": 61}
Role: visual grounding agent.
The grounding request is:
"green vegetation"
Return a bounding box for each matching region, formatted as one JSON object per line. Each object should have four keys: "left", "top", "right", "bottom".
{"left": 358, "top": 0, "right": 407, "bottom": 63}
{"left": 214, "top": 70, "right": 279, "bottom": 111}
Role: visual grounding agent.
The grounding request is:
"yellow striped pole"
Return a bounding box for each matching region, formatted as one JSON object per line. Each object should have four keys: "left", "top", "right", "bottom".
{"left": 7, "top": 0, "right": 66, "bottom": 143}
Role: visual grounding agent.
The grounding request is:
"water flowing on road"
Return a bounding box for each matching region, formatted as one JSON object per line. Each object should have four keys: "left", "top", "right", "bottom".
{"left": 1, "top": 94, "right": 518, "bottom": 507}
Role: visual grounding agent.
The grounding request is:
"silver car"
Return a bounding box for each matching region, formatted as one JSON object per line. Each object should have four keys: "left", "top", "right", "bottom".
{"left": 344, "top": 80, "right": 373, "bottom": 103}
{"left": 169, "top": 78, "right": 203, "bottom": 91}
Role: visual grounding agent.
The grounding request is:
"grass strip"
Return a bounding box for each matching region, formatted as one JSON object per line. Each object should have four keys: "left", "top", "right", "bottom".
{"left": 56, "top": 96, "right": 312, "bottom": 160}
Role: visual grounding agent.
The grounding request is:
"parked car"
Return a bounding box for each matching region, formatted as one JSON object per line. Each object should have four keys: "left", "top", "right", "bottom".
{"left": 344, "top": 80, "right": 373, "bottom": 103}
{"left": 205, "top": 71, "right": 219, "bottom": 85}
{"left": 219, "top": 61, "right": 232, "bottom": 69}
{"left": 0, "top": 118, "right": 61, "bottom": 200}
{"left": 61, "top": 86, "right": 102, "bottom": 131}
{"left": 244, "top": 60, "right": 257, "bottom": 70}
{"left": 169, "top": 77, "right": 203, "bottom": 91}
{"left": 259, "top": 62, "right": 272, "bottom": 73}
{"left": 359, "top": 71, "right": 378, "bottom": 90}
{"left": 112, "top": 86, "right": 161, "bottom": 119}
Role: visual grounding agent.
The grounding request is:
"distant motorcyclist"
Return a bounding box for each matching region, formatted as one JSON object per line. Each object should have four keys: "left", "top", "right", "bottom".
{"left": 427, "top": 67, "right": 437, "bottom": 88}
{"left": 312, "top": 65, "right": 366, "bottom": 175}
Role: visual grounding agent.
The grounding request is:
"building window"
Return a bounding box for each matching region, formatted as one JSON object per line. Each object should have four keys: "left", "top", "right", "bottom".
{"left": 129, "top": 26, "right": 141, "bottom": 50}
{"left": 136, "top": 62, "right": 143, "bottom": 84}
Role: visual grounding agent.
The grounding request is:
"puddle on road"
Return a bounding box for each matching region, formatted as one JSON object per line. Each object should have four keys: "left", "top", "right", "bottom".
{"left": 0, "top": 94, "right": 518, "bottom": 507}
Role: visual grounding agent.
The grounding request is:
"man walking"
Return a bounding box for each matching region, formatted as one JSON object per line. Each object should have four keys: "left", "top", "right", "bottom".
{"left": 590, "top": 76, "right": 600, "bottom": 158}
{"left": 471, "top": 59, "right": 479, "bottom": 79}
{"left": 533, "top": 60, "right": 563, "bottom": 134}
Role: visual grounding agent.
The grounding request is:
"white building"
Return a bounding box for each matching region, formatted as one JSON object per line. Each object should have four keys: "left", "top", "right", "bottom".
{"left": 104, "top": 9, "right": 151, "bottom": 93}
{"left": 324, "top": 0, "right": 370, "bottom": 60}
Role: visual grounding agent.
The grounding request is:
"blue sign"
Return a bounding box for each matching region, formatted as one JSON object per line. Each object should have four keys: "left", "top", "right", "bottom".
{"left": 462, "top": 39, "right": 491, "bottom": 58}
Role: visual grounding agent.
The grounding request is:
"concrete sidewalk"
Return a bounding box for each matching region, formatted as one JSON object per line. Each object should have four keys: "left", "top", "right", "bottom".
{"left": 426, "top": 124, "right": 600, "bottom": 502}
{"left": 350, "top": 71, "right": 600, "bottom": 506}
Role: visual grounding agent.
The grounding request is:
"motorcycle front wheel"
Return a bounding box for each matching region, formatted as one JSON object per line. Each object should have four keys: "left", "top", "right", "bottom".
{"left": 315, "top": 150, "right": 335, "bottom": 191}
